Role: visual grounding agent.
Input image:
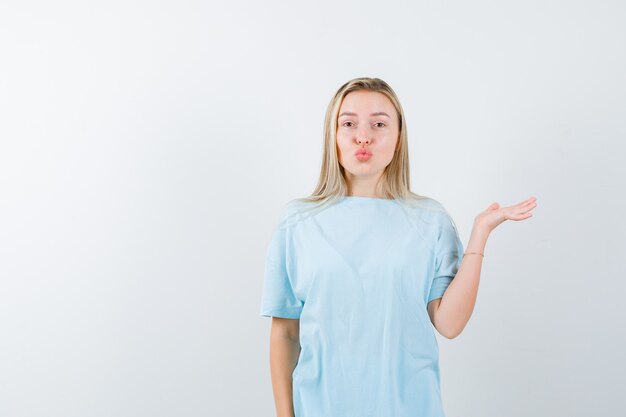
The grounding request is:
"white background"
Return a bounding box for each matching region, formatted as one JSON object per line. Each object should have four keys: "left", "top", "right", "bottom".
{"left": 1, "top": 1, "right": 624, "bottom": 416}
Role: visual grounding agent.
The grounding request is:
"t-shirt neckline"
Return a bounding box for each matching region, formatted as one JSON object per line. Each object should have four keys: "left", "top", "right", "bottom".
{"left": 341, "top": 195, "right": 397, "bottom": 205}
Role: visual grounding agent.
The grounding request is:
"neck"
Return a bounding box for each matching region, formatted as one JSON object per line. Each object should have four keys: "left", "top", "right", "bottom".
{"left": 345, "top": 173, "right": 385, "bottom": 198}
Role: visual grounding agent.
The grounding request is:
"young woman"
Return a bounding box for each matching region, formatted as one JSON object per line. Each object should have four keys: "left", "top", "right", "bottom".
{"left": 260, "top": 77, "right": 537, "bottom": 417}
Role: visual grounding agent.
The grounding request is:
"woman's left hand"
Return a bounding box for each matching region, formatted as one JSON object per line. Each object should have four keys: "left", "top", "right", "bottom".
{"left": 474, "top": 196, "right": 538, "bottom": 234}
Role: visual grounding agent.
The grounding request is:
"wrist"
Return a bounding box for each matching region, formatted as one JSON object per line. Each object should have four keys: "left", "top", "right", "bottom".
{"left": 472, "top": 219, "right": 492, "bottom": 236}
{"left": 466, "top": 222, "right": 489, "bottom": 254}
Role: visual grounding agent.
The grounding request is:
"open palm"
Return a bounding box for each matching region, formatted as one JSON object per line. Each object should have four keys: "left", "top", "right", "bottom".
{"left": 475, "top": 196, "right": 538, "bottom": 233}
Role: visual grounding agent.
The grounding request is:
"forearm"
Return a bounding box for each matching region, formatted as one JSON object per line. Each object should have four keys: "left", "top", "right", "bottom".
{"left": 436, "top": 223, "right": 490, "bottom": 338}
{"left": 269, "top": 332, "right": 301, "bottom": 417}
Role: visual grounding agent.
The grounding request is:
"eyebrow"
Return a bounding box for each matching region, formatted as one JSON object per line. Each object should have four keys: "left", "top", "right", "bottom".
{"left": 338, "top": 111, "right": 391, "bottom": 118}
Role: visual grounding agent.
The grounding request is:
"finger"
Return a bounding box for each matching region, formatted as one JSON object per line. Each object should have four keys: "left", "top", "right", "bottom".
{"left": 509, "top": 198, "right": 532, "bottom": 209}
{"left": 518, "top": 212, "right": 533, "bottom": 220}
{"left": 503, "top": 197, "right": 537, "bottom": 213}
{"left": 517, "top": 198, "right": 538, "bottom": 211}
{"left": 507, "top": 201, "right": 531, "bottom": 212}
{"left": 506, "top": 204, "right": 534, "bottom": 218}
{"left": 508, "top": 212, "right": 533, "bottom": 221}
{"left": 523, "top": 197, "right": 537, "bottom": 205}
{"left": 521, "top": 200, "right": 538, "bottom": 211}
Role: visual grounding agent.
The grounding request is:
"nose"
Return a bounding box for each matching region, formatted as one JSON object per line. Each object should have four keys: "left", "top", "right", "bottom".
{"left": 356, "top": 131, "right": 371, "bottom": 145}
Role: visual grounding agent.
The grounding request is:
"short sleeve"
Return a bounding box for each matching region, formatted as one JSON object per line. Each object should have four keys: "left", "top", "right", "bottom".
{"left": 259, "top": 213, "right": 303, "bottom": 319}
{"left": 427, "top": 213, "right": 464, "bottom": 304}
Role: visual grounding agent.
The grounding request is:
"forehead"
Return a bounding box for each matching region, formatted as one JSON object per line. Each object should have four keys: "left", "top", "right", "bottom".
{"left": 339, "top": 90, "right": 395, "bottom": 114}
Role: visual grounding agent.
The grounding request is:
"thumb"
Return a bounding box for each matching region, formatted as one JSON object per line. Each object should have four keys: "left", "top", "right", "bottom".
{"left": 488, "top": 202, "right": 500, "bottom": 211}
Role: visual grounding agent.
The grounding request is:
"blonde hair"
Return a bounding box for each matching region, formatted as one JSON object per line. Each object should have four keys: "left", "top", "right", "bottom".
{"left": 277, "top": 77, "right": 460, "bottom": 251}
{"left": 290, "top": 77, "right": 443, "bottom": 212}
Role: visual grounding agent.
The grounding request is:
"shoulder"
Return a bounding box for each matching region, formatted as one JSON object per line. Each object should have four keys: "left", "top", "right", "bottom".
{"left": 274, "top": 197, "right": 320, "bottom": 230}
{"left": 401, "top": 195, "right": 456, "bottom": 230}
{"left": 401, "top": 196, "right": 462, "bottom": 255}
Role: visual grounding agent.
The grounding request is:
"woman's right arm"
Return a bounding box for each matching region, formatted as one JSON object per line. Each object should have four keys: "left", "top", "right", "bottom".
{"left": 269, "top": 317, "right": 301, "bottom": 417}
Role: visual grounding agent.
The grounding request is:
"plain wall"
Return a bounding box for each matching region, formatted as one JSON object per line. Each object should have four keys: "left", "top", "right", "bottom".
{"left": 0, "top": 1, "right": 624, "bottom": 416}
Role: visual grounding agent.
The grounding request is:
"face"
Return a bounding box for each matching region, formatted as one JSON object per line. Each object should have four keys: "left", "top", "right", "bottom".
{"left": 336, "top": 90, "right": 400, "bottom": 182}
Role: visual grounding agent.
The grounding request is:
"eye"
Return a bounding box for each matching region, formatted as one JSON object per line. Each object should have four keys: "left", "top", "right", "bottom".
{"left": 375, "top": 122, "right": 386, "bottom": 128}
{"left": 342, "top": 121, "right": 354, "bottom": 127}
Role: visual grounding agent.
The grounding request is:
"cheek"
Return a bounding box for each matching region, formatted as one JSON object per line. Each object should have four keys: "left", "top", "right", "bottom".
{"left": 383, "top": 132, "right": 399, "bottom": 151}
{"left": 335, "top": 134, "right": 350, "bottom": 152}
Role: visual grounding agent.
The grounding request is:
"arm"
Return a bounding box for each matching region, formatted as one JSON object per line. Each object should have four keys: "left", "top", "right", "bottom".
{"left": 429, "top": 196, "right": 537, "bottom": 339}
{"left": 428, "top": 224, "right": 488, "bottom": 339}
{"left": 269, "top": 317, "right": 301, "bottom": 417}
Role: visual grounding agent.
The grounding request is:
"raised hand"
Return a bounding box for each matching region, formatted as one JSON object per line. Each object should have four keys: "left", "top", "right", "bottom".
{"left": 474, "top": 196, "right": 537, "bottom": 234}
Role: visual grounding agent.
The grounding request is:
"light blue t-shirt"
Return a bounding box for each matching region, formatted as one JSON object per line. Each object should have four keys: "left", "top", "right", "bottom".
{"left": 260, "top": 195, "right": 464, "bottom": 417}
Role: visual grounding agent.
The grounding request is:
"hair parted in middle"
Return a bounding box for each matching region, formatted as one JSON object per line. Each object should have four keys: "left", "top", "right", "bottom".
{"left": 294, "top": 77, "right": 430, "bottom": 208}
{"left": 281, "top": 76, "right": 457, "bottom": 234}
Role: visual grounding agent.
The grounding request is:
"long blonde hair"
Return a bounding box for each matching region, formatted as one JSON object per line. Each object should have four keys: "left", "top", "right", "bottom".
{"left": 279, "top": 77, "right": 459, "bottom": 249}
{"left": 292, "top": 77, "right": 437, "bottom": 211}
